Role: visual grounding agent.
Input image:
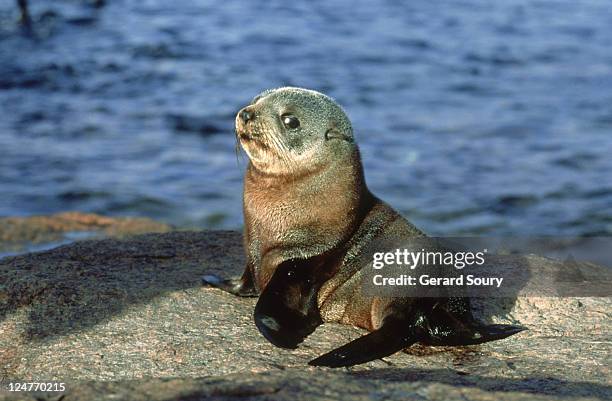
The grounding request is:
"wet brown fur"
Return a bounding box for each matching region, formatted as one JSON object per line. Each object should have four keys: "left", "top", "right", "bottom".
{"left": 236, "top": 87, "right": 424, "bottom": 331}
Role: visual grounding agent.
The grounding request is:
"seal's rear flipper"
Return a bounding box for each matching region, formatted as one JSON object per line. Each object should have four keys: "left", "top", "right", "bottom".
{"left": 427, "top": 322, "right": 527, "bottom": 346}
{"left": 470, "top": 324, "right": 526, "bottom": 344}
{"left": 309, "top": 303, "right": 526, "bottom": 368}
{"left": 422, "top": 303, "right": 526, "bottom": 346}
{"left": 309, "top": 315, "right": 419, "bottom": 368}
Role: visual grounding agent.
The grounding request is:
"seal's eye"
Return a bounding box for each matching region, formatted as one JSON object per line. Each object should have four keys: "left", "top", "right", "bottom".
{"left": 281, "top": 114, "right": 300, "bottom": 129}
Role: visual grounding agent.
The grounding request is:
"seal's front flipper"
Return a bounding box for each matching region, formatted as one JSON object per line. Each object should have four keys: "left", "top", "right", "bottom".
{"left": 422, "top": 303, "right": 526, "bottom": 346}
{"left": 309, "top": 315, "right": 419, "bottom": 368}
{"left": 254, "top": 256, "right": 337, "bottom": 349}
{"left": 202, "top": 267, "right": 258, "bottom": 297}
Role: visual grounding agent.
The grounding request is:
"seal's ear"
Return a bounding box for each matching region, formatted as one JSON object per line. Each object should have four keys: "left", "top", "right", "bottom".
{"left": 325, "top": 128, "right": 352, "bottom": 142}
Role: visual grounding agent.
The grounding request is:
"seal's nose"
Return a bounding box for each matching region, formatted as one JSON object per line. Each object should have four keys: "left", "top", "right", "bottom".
{"left": 240, "top": 108, "right": 254, "bottom": 123}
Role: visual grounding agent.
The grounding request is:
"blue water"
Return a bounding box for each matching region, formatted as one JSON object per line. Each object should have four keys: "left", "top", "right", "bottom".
{"left": 0, "top": 0, "right": 611, "bottom": 235}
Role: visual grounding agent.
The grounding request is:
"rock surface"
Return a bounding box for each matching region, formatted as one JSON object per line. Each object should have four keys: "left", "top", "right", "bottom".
{"left": 0, "top": 212, "right": 172, "bottom": 256}
{"left": 0, "top": 231, "right": 610, "bottom": 401}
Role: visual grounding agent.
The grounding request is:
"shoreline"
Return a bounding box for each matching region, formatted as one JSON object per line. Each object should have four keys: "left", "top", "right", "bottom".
{"left": 0, "top": 212, "right": 172, "bottom": 259}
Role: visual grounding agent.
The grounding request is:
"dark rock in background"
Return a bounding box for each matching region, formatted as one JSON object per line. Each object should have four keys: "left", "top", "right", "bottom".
{"left": 166, "top": 113, "right": 229, "bottom": 136}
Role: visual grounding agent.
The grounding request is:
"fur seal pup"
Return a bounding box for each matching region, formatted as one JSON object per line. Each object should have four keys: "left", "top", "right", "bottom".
{"left": 202, "top": 87, "right": 524, "bottom": 367}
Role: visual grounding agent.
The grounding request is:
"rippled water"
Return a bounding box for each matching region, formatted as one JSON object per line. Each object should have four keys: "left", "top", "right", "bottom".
{"left": 1, "top": 0, "right": 611, "bottom": 235}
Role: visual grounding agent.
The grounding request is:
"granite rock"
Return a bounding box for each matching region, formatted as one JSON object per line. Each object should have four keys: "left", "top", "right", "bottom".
{"left": 0, "top": 231, "right": 610, "bottom": 400}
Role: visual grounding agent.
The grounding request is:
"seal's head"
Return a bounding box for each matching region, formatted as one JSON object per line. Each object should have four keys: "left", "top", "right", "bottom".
{"left": 236, "top": 87, "right": 355, "bottom": 174}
